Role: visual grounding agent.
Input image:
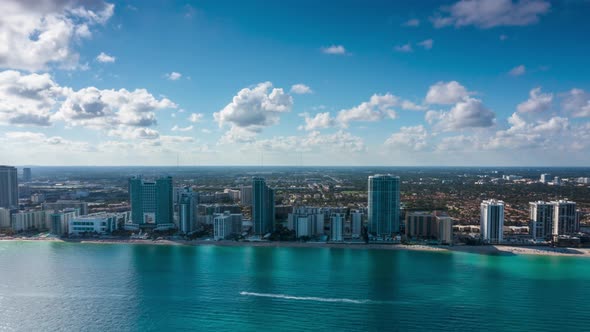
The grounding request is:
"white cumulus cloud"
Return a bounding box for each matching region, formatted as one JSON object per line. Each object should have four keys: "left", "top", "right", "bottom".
{"left": 425, "top": 81, "right": 471, "bottom": 105}
{"left": 336, "top": 93, "right": 398, "bottom": 126}
{"left": 0, "top": 0, "right": 114, "bottom": 71}
{"left": 96, "top": 52, "right": 116, "bottom": 63}
{"left": 517, "top": 87, "right": 552, "bottom": 113}
{"left": 561, "top": 88, "right": 590, "bottom": 118}
{"left": 426, "top": 97, "right": 495, "bottom": 131}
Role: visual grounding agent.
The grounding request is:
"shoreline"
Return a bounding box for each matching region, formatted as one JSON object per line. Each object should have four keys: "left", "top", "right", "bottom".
{"left": 1, "top": 237, "right": 590, "bottom": 257}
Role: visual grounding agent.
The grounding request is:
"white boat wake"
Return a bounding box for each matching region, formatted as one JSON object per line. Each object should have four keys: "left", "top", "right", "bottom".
{"left": 239, "top": 291, "right": 392, "bottom": 304}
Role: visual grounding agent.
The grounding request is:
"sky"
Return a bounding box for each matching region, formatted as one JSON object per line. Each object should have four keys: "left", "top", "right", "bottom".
{"left": 1, "top": 0, "right": 590, "bottom": 166}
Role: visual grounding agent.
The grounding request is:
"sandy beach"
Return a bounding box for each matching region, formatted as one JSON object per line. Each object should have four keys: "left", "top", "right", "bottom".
{"left": 2, "top": 236, "right": 590, "bottom": 258}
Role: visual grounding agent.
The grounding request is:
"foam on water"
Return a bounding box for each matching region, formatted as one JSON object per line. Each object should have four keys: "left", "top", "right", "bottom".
{"left": 240, "top": 291, "right": 393, "bottom": 304}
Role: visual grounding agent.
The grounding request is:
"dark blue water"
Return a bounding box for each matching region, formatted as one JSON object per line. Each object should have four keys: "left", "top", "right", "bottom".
{"left": 0, "top": 241, "right": 588, "bottom": 331}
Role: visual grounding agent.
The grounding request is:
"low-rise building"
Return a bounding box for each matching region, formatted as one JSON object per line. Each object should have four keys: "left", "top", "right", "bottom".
{"left": 68, "top": 213, "right": 118, "bottom": 235}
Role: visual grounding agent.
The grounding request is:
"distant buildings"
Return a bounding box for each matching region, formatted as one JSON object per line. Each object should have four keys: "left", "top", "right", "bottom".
{"left": 252, "top": 177, "right": 275, "bottom": 235}
{"left": 129, "top": 176, "right": 174, "bottom": 230}
{"left": 529, "top": 200, "right": 579, "bottom": 240}
{"left": 0, "top": 166, "right": 18, "bottom": 209}
{"left": 576, "top": 177, "right": 590, "bottom": 184}
{"left": 22, "top": 168, "right": 32, "bottom": 182}
{"left": 240, "top": 185, "right": 252, "bottom": 206}
{"left": 213, "top": 211, "right": 243, "bottom": 240}
{"left": 540, "top": 173, "right": 552, "bottom": 183}
{"left": 330, "top": 213, "right": 344, "bottom": 242}
{"left": 43, "top": 200, "right": 89, "bottom": 215}
{"left": 368, "top": 174, "right": 400, "bottom": 237}
{"left": 31, "top": 193, "right": 45, "bottom": 204}
{"left": 480, "top": 199, "right": 505, "bottom": 244}
{"left": 178, "top": 187, "right": 198, "bottom": 234}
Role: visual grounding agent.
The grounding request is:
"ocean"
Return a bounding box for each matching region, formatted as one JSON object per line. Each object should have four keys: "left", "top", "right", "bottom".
{"left": 0, "top": 241, "right": 588, "bottom": 331}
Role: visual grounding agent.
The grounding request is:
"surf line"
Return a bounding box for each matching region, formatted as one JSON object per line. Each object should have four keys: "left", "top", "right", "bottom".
{"left": 239, "top": 291, "right": 392, "bottom": 304}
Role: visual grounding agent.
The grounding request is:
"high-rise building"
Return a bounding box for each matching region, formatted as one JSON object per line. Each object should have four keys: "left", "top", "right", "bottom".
{"left": 0, "top": 166, "right": 18, "bottom": 209}
{"left": 480, "top": 199, "right": 504, "bottom": 244}
{"left": 22, "top": 168, "right": 32, "bottom": 182}
{"left": 406, "top": 212, "right": 436, "bottom": 239}
{"left": 529, "top": 201, "right": 554, "bottom": 240}
{"left": 330, "top": 213, "right": 344, "bottom": 242}
{"left": 252, "top": 177, "right": 275, "bottom": 235}
{"left": 368, "top": 174, "right": 400, "bottom": 237}
{"left": 0, "top": 207, "right": 10, "bottom": 229}
{"left": 529, "top": 200, "right": 579, "bottom": 240}
{"left": 553, "top": 200, "right": 578, "bottom": 236}
{"left": 434, "top": 212, "right": 453, "bottom": 245}
{"left": 178, "top": 187, "right": 198, "bottom": 234}
{"left": 129, "top": 176, "right": 174, "bottom": 230}
{"left": 351, "top": 210, "right": 363, "bottom": 238}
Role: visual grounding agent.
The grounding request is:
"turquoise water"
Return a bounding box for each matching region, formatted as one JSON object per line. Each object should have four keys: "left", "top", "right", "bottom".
{"left": 0, "top": 242, "right": 589, "bottom": 331}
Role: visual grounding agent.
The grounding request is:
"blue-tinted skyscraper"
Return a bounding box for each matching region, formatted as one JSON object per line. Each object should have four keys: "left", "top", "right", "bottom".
{"left": 0, "top": 166, "right": 18, "bottom": 209}
{"left": 252, "top": 177, "right": 275, "bottom": 235}
{"left": 178, "top": 187, "right": 198, "bottom": 234}
{"left": 129, "top": 176, "right": 174, "bottom": 230}
{"left": 368, "top": 174, "right": 400, "bottom": 237}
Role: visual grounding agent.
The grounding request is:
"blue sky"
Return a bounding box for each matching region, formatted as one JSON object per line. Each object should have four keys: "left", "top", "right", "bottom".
{"left": 1, "top": 0, "right": 590, "bottom": 166}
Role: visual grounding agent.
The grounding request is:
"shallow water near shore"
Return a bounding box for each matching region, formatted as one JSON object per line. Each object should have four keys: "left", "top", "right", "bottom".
{"left": 0, "top": 241, "right": 588, "bottom": 331}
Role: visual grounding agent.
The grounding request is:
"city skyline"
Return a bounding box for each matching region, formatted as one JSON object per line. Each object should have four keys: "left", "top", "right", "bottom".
{"left": 1, "top": 0, "right": 590, "bottom": 167}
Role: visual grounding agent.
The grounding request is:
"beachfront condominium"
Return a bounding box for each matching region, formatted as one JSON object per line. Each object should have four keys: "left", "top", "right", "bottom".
{"left": 288, "top": 207, "right": 324, "bottom": 238}
{"left": 0, "top": 166, "right": 18, "bottom": 209}
{"left": 330, "top": 213, "right": 344, "bottom": 242}
{"left": 434, "top": 212, "right": 453, "bottom": 245}
{"left": 213, "top": 211, "right": 243, "bottom": 240}
{"left": 351, "top": 210, "right": 363, "bottom": 238}
{"left": 178, "top": 187, "right": 198, "bottom": 234}
{"left": 529, "top": 201, "right": 554, "bottom": 240}
{"left": 553, "top": 200, "right": 579, "bottom": 236}
{"left": 252, "top": 177, "right": 275, "bottom": 235}
{"left": 368, "top": 174, "right": 400, "bottom": 237}
{"left": 405, "top": 212, "right": 436, "bottom": 240}
{"left": 129, "top": 176, "right": 174, "bottom": 230}
{"left": 529, "top": 200, "right": 579, "bottom": 240}
{"left": 480, "top": 199, "right": 504, "bottom": 244}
